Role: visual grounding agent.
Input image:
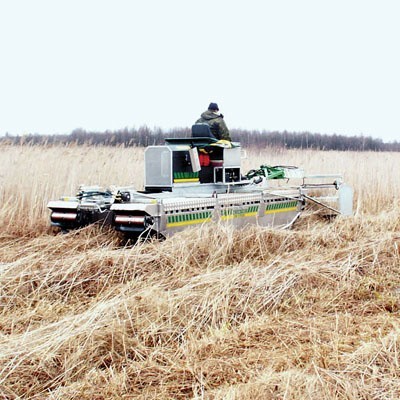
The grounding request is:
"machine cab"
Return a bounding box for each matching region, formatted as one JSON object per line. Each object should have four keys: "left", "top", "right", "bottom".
{"left": 144, "top": 125, "right": 242, "bottom": 192}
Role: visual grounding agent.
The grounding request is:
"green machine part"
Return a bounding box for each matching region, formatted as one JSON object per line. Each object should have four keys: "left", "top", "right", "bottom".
{"left": 246, "top": 165, "right": 286, "bottom": 180}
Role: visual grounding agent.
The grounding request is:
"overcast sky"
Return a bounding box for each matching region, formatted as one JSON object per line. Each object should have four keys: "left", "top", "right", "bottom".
{"left": 0, "top": 0, "right": 399, "bottom": 142}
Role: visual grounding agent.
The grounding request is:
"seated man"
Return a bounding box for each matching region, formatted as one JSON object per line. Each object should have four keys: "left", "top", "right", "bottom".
{"left": 195, "top": 102, "right": 231, "bottom": 141}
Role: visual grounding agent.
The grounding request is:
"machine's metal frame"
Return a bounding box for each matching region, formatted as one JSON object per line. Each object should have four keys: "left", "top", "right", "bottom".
{"left": 47, "top": 137, "right": 353, "bottom": 239}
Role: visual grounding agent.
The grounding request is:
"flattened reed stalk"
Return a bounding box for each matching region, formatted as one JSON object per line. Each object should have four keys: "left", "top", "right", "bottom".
{"left": 1, "top": 209, "right": 400, "bottom": 398}
{"left": 1, "top": 144, "right": 400, "bottom": 398}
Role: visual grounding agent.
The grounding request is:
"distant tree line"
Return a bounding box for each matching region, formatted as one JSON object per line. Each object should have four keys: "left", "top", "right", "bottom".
{"left": 1, "top": 127, "right": 399, "bottom": 151}
{"left": 234, "top": 130, "right": 400, "bottom": 151}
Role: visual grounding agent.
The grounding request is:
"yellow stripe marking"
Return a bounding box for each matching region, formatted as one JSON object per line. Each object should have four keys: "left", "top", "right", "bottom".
{"left": 221, "top": 211, "right": 258, "bottom": 221}
{"left": 167, "top": 218, "right": 211, "bottom": 227}
{"left": 265, "top": 206, "right": 297, "bottom": 215}
{"left": 173, "top": 178, "right": 199, "bottom": 183}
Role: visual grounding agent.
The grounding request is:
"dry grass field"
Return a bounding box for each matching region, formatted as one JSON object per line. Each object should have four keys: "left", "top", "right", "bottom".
{"left": 1, "top": 144, "right": 400, "bottom": 399}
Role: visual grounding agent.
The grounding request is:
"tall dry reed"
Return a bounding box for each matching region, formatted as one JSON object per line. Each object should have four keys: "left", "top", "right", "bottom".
{"left": 2, "top": 144, "right": 399, "bottom": 236}
{"left": 0, "top": 144, "right": 144, "bottom": 235}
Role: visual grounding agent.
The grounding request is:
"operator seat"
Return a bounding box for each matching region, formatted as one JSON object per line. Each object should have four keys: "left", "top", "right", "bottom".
{"left": 191, "top": 123, "right": 216, "bottom": 139}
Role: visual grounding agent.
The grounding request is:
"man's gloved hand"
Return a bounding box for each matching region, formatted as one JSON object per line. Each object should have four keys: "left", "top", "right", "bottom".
{"left": 210, "top": 140, "right": 232, "bottom": 148}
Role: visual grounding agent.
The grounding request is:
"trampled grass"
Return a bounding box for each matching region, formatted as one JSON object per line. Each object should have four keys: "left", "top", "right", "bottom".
{"left": 0, "top": 144, "right": 400, "bottom": 399}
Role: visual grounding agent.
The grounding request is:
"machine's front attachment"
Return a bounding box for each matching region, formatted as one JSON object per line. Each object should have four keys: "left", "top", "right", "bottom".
{"left": 111, "top": 203, "right": 159, "bottom": 239}
{"left": 48, "top": 200, "right": 113, "bottom": 232}
{"left": 48, "top": 201, "right": 81, "bottom": 231}
{"left": 47, "top": 186, "right": 115, "bottom": 232}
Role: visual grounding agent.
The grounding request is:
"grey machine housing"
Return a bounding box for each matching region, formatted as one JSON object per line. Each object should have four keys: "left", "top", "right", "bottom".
{"left": 48, "top": 126, "right": 353, "bottom": 239}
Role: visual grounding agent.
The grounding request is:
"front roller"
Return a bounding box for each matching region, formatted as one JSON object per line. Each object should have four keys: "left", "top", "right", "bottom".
{"left": 47, "top": 186, "right": 115, "bottom": 233}
{"left": 111, "top": 203, "right": 162, "bottom": 240}
{"left": 47, "top": 200, "right": 113, "bottom": 233}
{"left": 48, "top": 200, "right": 82, "bottom": 232}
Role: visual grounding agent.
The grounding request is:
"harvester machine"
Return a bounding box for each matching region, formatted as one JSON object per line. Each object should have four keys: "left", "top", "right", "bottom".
{"left": 47, "top": 125, "right": 353, "bottom": 239}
